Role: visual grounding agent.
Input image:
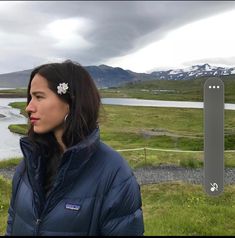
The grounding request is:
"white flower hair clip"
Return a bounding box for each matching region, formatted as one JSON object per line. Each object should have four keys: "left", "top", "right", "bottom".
{"left": 57, "top": 83, "right": 69, "bottom": 95}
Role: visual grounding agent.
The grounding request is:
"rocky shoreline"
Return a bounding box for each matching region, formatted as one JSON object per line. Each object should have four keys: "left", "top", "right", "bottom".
{"left": 1, "top": 164, "right": 235, "bottom": 185}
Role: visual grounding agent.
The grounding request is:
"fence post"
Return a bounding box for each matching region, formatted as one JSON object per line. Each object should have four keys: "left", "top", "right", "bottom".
{"left": 144, "top": 147, "right": 147, "bottom": 165}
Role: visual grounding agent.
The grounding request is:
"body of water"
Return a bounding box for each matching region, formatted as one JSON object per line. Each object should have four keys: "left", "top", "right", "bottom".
{"left": 0, "top": 87, "right": 16, "bottom": 90}
{"left": 0, "top": 98, "right": 27, "bottom": 160}
{"left": 102, "top": 98, "right": 235, "bottom": 110}
{"left": 1, "top": 97, "right": 235, "bottom": 160}
{"left": 102, "top": 98, "right": 204, "bottom": 109}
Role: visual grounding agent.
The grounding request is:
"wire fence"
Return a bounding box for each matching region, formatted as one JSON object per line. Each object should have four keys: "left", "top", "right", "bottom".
{"left": 1, "top": 147, "right": 235, "bottom": 165}
{"left": 116, "top": 147, "right": 203, "bottom": 166}
{"left": 116, "top": 147, "right": 235, "bottom": 166}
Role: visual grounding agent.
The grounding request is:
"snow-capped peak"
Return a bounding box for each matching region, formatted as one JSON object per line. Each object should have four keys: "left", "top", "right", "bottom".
{"left": 151, "top": 64, "right": 235, "bottom": 80}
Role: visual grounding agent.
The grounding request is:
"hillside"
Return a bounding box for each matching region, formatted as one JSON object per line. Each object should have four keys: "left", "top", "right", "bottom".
{"left": 0, "top": 69, "right": 32, "bottom": 88}
{"left": 0, "top": 65, "right": 155, "bottom": 88}
{"left": 101, "top": 74, "right": 235, "bottom": 103}
{"left": 0, "top": 63, "right": 235, "bottom": 89}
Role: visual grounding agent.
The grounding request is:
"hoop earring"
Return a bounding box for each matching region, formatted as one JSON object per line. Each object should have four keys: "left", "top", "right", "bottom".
{"left": 64, "top": 114, "right": 68, "bottom": 123}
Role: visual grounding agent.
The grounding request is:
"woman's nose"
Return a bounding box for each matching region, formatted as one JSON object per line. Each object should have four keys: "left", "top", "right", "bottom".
{"left": 25, "top": 100, "right": 36, "bottom": 114}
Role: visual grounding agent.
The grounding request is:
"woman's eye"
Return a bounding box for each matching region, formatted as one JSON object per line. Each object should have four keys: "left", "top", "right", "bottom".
{"left": 36, "top": 95, "right": 43, "bottom": 100}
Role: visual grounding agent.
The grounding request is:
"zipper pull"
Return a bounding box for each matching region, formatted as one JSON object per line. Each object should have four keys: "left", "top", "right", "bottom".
{"left": 35, "top": 218, "right": 42, "bottom": 235}
{"left": 36, "top": 218, "right": 41, "bottom": 225}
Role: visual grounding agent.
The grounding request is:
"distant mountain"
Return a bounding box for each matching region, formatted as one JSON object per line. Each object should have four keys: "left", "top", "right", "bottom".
{"left": 0, "top": 65, "right": 155, "bottom": 88}
{"left": 86, "top": 64, "right": 136, "bottom": 88}
{"left": 0, "top": 63, "right": 235, "bottom": 88}
{"left": 0, "top": 69, "right": 32, "bottom": 88}
{"left": 151, "top": 63, "right": 235, "bottom": 80}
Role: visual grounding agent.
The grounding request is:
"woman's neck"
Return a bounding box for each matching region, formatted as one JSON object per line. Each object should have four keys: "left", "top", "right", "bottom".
{"left": 54, "top": 128, "right": 67, "bottom": 153}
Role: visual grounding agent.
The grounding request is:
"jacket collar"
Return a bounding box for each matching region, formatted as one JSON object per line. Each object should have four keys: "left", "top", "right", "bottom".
{"left": 62, "top": 127, "right": 100, "bottom": 160}
{"left": 19, "top": 127, "right": 100, "bottom": 184}
{"left": 20, "top": 127, "right": 100, "bottom": 162}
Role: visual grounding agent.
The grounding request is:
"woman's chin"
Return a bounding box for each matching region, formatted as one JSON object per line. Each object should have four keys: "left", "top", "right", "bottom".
{"left": 33, "top": 127, "right": 49, "bottom": 134}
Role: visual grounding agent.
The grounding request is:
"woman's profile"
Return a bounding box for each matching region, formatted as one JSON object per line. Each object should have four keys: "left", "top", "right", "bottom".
{"left": 5, "top": 60, "right": 144, "bottom": 236}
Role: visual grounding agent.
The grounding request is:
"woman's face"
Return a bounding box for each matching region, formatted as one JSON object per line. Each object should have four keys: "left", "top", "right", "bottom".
{"left": 26, "top": 73, "right": 69, "bottom": 136}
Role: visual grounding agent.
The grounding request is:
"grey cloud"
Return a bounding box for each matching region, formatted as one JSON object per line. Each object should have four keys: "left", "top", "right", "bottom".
{"left": 1, "top": 1, "right": 235, "bottom": 73}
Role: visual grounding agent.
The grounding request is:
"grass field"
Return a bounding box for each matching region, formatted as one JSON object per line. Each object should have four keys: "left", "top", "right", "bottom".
{"left": 0, "top": 88, "right": 26, "bottom": 98}
{"left": 0, "top": 176, "right": 11, "bottom": 235}
{"left": 100, "top": 75, "right": 235, "bottom": 103}
{"left": 141, "top": 182, "right": 235, "bottom": 236}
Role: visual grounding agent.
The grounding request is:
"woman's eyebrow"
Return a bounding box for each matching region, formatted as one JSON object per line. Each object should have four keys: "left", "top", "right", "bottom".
{"left": 31, "top": 91, "right": 46, "bottom": 96}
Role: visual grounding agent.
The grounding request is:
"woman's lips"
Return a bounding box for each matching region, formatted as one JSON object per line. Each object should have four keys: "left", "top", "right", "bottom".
{"left": 30, "top": 117, "right": 39, "bottom": 124}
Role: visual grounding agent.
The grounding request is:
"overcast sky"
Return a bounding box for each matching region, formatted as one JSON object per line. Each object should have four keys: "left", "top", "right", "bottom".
{"left": 1, "top": 1, "right": 235, "bottom": 74}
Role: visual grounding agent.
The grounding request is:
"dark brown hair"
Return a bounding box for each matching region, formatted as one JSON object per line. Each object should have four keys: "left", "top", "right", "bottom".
{"left": 27, "top": 59, "right": 100, "bottom": 145}
{"left": 26, "top": 60, "right": 101, "bottom": 194}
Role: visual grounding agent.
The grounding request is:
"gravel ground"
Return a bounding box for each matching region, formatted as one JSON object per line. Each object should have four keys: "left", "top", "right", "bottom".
{"left": 0, "top": 167, "right": 16, "bottom": 180}
{"left": 134, "top": 165, "right": 235, "bottom": 185}
{"left": 1, "top": 164, "right": 235, "bottom": 185}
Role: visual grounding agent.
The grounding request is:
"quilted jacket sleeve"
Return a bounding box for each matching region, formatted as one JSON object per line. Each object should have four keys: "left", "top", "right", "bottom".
{"left": 99, "top": 172, "right": 144, "bottom": 236}
{"left": 5, "top": 160, "right": 25, "bottom": 236}
{"left": 5, "top": 198, "right": 14, "bottom": 236}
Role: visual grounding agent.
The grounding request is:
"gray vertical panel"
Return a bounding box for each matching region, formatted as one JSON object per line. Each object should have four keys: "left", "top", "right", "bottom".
{"left": 204, "top": 77, "right": 224, "bottom": 196}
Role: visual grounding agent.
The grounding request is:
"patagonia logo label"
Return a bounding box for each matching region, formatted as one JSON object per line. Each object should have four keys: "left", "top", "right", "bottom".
{"left": 65, "top": 203, "right": 81, "bottom": 211}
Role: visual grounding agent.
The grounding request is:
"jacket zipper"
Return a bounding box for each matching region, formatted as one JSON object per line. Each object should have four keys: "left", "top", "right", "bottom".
{"left": 34, "top": 218, "right": 41, "bottom": 235}
{"left": 32, "top": 153, "right": 72, "bottom": 235}
{"left": 33, "top": 193, "right": 54, "bottom": 235}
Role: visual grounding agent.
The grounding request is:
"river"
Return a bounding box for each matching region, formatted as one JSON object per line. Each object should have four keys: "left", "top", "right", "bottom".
{"left": 0, "top": 98, "right": 27, "bottom": 160}
{"left": 1, "top": 97, "right": 235, "bottom": 161}
{"left": 102, "top": 98, "right": 235, "bottom": 110}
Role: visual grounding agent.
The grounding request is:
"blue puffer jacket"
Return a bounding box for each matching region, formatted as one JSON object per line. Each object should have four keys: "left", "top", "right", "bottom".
{"left": 6, "top": 128, "right": 144, "bottom": 236}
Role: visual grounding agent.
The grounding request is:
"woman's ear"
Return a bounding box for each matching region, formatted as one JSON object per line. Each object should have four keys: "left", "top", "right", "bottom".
{"left": 66, "top": 104, "right": 70, "bottom": 114}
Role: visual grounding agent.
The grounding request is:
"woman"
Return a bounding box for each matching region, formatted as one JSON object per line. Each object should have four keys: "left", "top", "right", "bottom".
{"left": 6, "top": 60, "right": 144, "bottom": 236}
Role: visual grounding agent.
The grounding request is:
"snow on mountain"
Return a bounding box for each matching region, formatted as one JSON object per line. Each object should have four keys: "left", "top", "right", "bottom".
{"left": 204, "top": 63, "right": 212, "bottom": 71}
{"left": 151, "top": 64, "right": 235, "bottom": 80}
{"left": 169, "top": 69, "right": 183, "bottom": 74}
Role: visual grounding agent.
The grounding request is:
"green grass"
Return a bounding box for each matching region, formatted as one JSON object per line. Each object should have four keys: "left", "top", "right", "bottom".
{"left": 141, "top": 182, "right": 235, "bottom": 236}
{"left": 8, "top": 124, "right": 28, "bottom": 135}
{"left": 0, "top": 176, "right": 11, "bottom": 235}
{"left": 0, "top": 88, "right": 26, "bottom": 98}
{"left": 119, "top": 150, "right": 203, "bottom": 168}
{"left": 119, "top": 149, "right": 235, "bottom": 169}
{"left": 100, "top": 79, "right": 204, "bottom": 101}
{"left": 0, "top": 158, "right": 21, "bottom": 169}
